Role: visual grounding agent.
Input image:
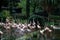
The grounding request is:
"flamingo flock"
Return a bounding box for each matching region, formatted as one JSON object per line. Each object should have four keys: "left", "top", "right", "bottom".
{"left": 0, "top": 18, "right": 54, "bottom": 39}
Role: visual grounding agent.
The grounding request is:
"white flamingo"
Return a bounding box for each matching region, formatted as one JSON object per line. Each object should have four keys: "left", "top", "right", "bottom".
{"left": 0, "top": 31, "right": 3, "bottom": 34}
{"left": 40, "top": 27, "right": 52, "bottom": 35}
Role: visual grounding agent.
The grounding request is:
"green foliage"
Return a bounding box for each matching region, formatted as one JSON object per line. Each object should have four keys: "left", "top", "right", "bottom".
{"left": 29, "top": 15, "right": 45, "bottom": 22}
{"left": 30, "top": 0, "right": 43, "bottom": 13}
{"left": 21, "top": 0, "right": 26, "bottom": 15}
{"left": 50, "top": 15, "right": 60, "bottom": 20}
{"left": 0, "top": 10, "right": 11, "bottom": 18}
{"left": 29, "top": 15, "right": 45, "bottom": 24}
{"left": 17, "top": 3, "right": 22, "bottom": 8}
